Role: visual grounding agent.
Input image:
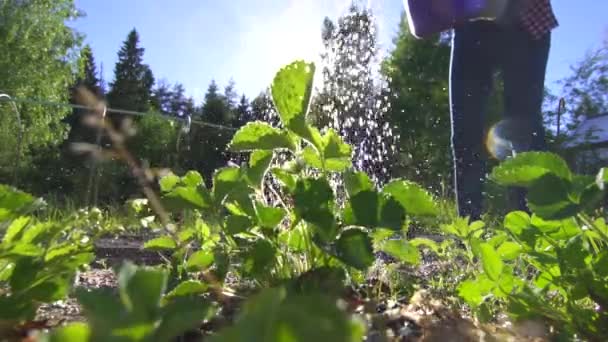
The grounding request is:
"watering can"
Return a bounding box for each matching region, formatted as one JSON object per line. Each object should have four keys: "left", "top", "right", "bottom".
{"left": 404, "top": 0, "right": 510, "bottom": 38}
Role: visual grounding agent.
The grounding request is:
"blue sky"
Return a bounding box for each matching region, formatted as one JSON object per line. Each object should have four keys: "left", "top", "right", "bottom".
{"left": 73, "top": 0, "right": 607, "bottom": 103}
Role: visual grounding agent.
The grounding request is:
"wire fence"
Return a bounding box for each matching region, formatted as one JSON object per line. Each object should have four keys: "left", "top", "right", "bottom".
{"left": 0, "top": 93, "right": 239, "bottom": 206}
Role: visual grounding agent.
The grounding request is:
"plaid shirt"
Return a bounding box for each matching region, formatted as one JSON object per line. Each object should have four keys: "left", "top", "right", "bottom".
{"left": 519, "top": 0, "right": 559, "bottom": 39}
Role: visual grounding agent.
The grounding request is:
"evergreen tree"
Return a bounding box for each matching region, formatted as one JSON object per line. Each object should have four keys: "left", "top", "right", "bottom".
{"left": 234, "top": 94, "right": 252, "bottom": 127}
{"left": 184, "top": 81, "right": 233, "bottom": 183}
{"left": 381, "top": 13, "right": 452, "bottom": 193}
{"left": 107, "top": 29, "right": 155, "bottom": 114}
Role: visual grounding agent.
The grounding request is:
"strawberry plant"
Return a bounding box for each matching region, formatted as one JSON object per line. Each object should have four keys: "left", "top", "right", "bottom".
{"left": 141, "top": 61, "right": 441, "bottom": 295}
{"left": 442, "top": 152, "right": 608, "bottom": 340}
{"left": 0, "top": 185, "right": 94, "bottom": 326}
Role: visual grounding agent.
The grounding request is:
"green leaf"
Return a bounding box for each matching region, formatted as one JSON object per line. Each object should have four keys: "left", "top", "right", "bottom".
{"left": 210, "top": 287, "right": 355, "bottom": 342}
{"left": 182, "top": 171, "right": 204, "bottom": 187}
{"left": 479, "top": 243, "right": 503, "bottom": 282}
{"left": 321, "top": 129, "right": 352, "bottom": 171}
{"left": 165, "top": 280, "right": 208, "bottom": 299}
{"left": 497, "top": 242, "right": 522, "bottom": 261}
{"left": 382, "top": 180, "right": 438, "bottom": 217}
{"left": 144, "top": 236, "right": 177, "bottom": 251}
{"left": 117, "top": 263, "right": 167, "bottom": 319}
{"left": 378, "top": 196, "right": 406, "bottom": 231}
{"left": 163, "top": 186, "right": 212, "bottom": 211}
{"left": 255, "top": 202, "right": 285, "bottom": 229}
{"left": 349, "top": 190, "right": 379, "bottom": 227}
{"left": 504, "top": 211, "right": 530, "bottom": 236}
{"left": 0, "top": 185, "right": 39, "bottom": 221}
{"left": 271, "top": 60, "right": 315, "bottom": 131}
{"left": 279, "top": 227, "right": 307, "bottom": 252}
{"left": 2, "top": 216, "right": 31, "bottom": 243}
{"left": 458, "top": 274, "right": 495, "bottom": 307}
{"left": 186, "top": 251, "right": 215, "bottom": 272}
{"left": 226, "top": 215, "right": 253, "bottom": 235}
{"left": 42, "top": 323, "right": 91, "bottom": 342}
{"left": 245, "top": 150, "right": 273, "bottom": 189}
{"left": 213, "top": 167, "right": 245, "bottom": 203}
{"left": 156, "top": 297, "right": 213, "bottom": 342}
{"left": 293, "top": 178, "right": 336, "bottom": 242}
{"left": 159, "top": 173, "right": 180, "bottom": 193}
{"left": 244, "top": 239, "right": 276, "bottom": 277}
{"left": 270, "top": 168, "right": 296, "bottom": 192}
{"left": 335, "top": 228, "right": 374, "bottom": 271}
{"left": 379, "top": 240, "right": 421, "bottom": 265}
{"left": 229, "top": 122, "right": 295, "bottom": 151}
{"left": 409, "top": 238, "right": 440, "bottom": 255}
{"left": 344, "top": 171, "right": 374, "bottom": 197}
{"left": 45, "top": 243, "right": 84, "bottom": 262}
{"left": 596, "top": 167, "right": 608, "bottom": 190}
{"left": 491, "top": 151, "right": 572, "bottom": 187}
{"left": 302, "top": 145, "right": 324, "bottom": 169}
{"left": 527, "top": 174, "right": 579, "bottom": 220}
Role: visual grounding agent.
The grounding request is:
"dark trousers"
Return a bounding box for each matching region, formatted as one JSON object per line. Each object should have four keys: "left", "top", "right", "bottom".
{"left": 449, "top": 21, "right": 551, "bottom": 220}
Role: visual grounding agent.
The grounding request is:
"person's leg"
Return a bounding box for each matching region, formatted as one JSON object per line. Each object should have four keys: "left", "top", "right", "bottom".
{"left": 500, "top": 25, "right": 551, "bottom": 211}
{"left": 449, "top": 22, "right": 498, "bottom": 220}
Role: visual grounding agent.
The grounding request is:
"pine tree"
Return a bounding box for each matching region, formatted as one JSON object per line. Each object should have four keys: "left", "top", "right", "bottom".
{"left": 107, "top": 29, "right": 155, "bottom": 114}
{"left": 184, "top": 81, "right": 233, "bottom": 183}
{"left": 312, "top": 3, "right": 398, "bottom": 186}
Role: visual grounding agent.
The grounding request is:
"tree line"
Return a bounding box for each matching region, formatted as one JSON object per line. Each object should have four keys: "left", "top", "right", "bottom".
{"left": 0, "top": 0, "right": 606, "bottom": 207}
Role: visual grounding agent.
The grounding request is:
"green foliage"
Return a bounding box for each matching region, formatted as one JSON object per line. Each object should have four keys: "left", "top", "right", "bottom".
{"left": 0, "top": 0, "right": 82, "bottom": 184}
{"left": 210, "top": 287, "right": 364, "bottom": 342}
{"left": 43, "top": 262, "right": 214, "bottom": 342}
{"left": 447, "top": 152, "right": 608, "bottom": 339}
{"left": 0, "top": 186, "right": 94, "bottom": 322}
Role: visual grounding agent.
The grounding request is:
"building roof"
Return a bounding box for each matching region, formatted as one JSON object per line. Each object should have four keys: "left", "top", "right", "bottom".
{"left": 566, "top": 114, "right": 608, "bottom": 148}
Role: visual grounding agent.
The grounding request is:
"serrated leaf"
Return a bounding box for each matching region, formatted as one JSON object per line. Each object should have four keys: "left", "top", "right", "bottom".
{"left": 244, "top": 239, "right": 276, "bottom": 277}
{"left": 479, "top": 243, "right": 503, "bottom": 282}
{"left": 45, "top": 244, "right": 83, "bottom": 262}
{"left": 270, "top": 168, "right": 296, "bottom": 192}
{"left": 159, "top": 173, "right": 180, "bottom": 193}
{"left": 379, "top": 196, "right": 405, "bottom": 231}
{"left": 409, "top": 238, "right": 440, "bottom": 255}
{"left": 165, "top": 280, "right": 208, "bottom": 299}
{"left": 0, "top": 185, "right": 39, "bottom": 221}
{"left": 144, "top": 236, "right": 177, "bottom": 251}
{"left": 335, "top": 229, "right": 374, "bottom": 270}
{"left": 349, "top": 190, "right": 379, "bottom": 227}
{"left": 458, "top": 274, "right": 495, "bottom": 307}
{"left": 43, "top": 322, "right": 91, "bottom": 342}
{"left": 246, "top": 150, "right": 273, "bottom": 189}
{"left": 2, "top": 216, "right": 31, "bottom": 243}
{"left": 213, "top": 167, "right": 245, "bottom": 203}
{"left": 491, "top": 152, "right": 572, "bottom": 187}
{"left": 497, "top": 242, "right": 522, "bottom": 261}
{"left": 302, "top": 145, "right": 323, "bottom": 169}
{"left": 504, "top": 211, "right": 530, "bottom": 236}
{"left": 379, "top": 240, "right": 421, "bottom": 265}
{"left": 322, "top": 129, "right": 352, "bottom": 171}
{"left": 344, "top": 171, "right": 374, "bottom": 197}
{"left": 271, "top": 61, "right": 315, "bottom": 131}
{"left": 527, "top": 174, "right": 579, "bottom": 220}
{"left": 156, "top": 297, "right": 213, "bottom": 341}
{"left": 163, "top": 186, "right": 212, "bottom": 211}
{"left": 117, "top": 263, "right": 167, "bottom": 318}
{"left": 293, "top": 178, "right": 336, "bottom": 242}
{"left": 183, "top": 171, "right": 204, "bottom": 187}
{"left": 186, "top": 251, "right": 215, "bottom": 271}
{"left": 255, "top": 202, "right": 285, "bottom": 229}
{"left": 225, "top": 215, "right": 253, "bottom": 235}
{"left": 383, "top": 180, "right": 438, "bottom": 217}
{"left": 229, "top": 122, "right": 295, "bottom": 151}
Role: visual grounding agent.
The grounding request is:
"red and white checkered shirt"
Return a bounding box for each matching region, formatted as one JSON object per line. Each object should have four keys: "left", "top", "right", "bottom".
{"left": 519, "top": 0, "right": 559, "bottom": 40}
